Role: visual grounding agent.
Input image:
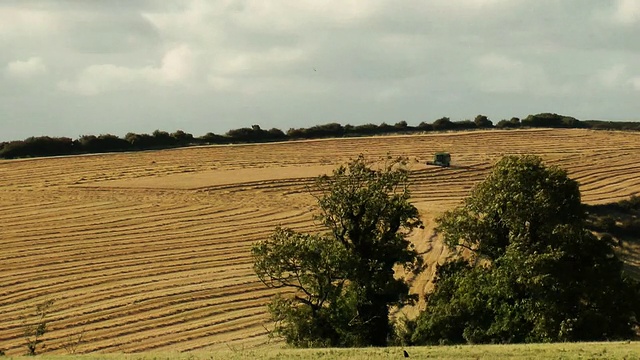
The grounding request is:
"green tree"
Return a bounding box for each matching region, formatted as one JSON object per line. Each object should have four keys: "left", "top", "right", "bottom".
{"left": 411, "top": 155, "right": 639, "bottom": 344}
{"left": 252, "top": 155, "right": 423, "bottom": 347}
{"left": 473, "top": 115, "right": 493, "bottom": 128}
{"left": 432, "top": 117, "right": 454, "bottom": 131}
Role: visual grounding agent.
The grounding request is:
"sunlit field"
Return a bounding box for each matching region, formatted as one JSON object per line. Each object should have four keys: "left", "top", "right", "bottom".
{"left": 1, "top": 129, "right": 640, "bottom": 355}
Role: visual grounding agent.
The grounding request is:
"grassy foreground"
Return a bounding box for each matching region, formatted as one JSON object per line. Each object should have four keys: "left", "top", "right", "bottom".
{"left": 4, "top": 342, "right": 639, "bottom": 360}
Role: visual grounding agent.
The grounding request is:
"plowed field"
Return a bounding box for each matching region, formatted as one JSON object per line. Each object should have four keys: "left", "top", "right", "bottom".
{"left": 1, "top": 129, "right": 639, "bottom": 355}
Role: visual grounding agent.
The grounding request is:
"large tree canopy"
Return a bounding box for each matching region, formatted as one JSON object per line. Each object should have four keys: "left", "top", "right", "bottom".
{"left": 252, "top": 155, "right": 423, "bottom": 347}
{"left": 412, "top": 155, "right": 639, "bottom": 344}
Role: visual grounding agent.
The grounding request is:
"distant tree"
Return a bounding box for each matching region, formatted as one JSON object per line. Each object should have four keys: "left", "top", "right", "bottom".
{"left": 171, "top": 130, "right": 194, "bottom": 145}
{"left": 292, "top": 123, "right": 345, "bottom": 139}
{"left": 253, "top": 155, "right": 423, "bottom": 347}
{"left": 453, "top": 120, "right": 476, "bottom": 130}
{"left": 496, "top": 120, "right": 509, "bottom": 128}
{"left": 286, "top": 128, "right": 304, "bottom": 138}
{"left": 125, "top": 133, "right": 155, "bottom": 149}
{"left": 521, "top": 113, "right": 583, "bottom": 128}
{"left": 267, "top": 128, "right": 286, "bottom": 139}
{"left": 417, "top": 122, "right": 433, "bottom": 131}
{"left": 0, "top": 136, "right": 75, "bottom": 159}
{"left": 411, "top": 155, "right": 640, "bottom": 344}
{"left": 77, "top": 134, "right": 130, "bottom": 152}
{"left": 395, "top": 121, "right": 409, "bottom": 129}
{"left": 226, "top": 126, "right": 266, "bottom": 142}
{"left": 496, "top": 117, "right": 521, "bottom": 129}
{"left": 152, "top": 130, "right": 176, "bottom": 146}
{"left": 473, "top": 115, "right": 493, "bottom": 128}
{"left": 353, "top": 123, "right": 380, "bottom": 135}
{"left": 199, "top": 132, "right": 226, "bottom": 144}
{"left": 378, "top": 122, "right": 394, "bottom": 133}
{"left": 432, "top": 117, "right": 454, "bottom": 131}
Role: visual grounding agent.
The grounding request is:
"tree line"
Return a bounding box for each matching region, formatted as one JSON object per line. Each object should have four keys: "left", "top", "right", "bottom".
{"left": 252, "top": 155, "right": 640, "bottom": 347}
{"left": 2, "top": 113, "right": 640, "bottom": 159}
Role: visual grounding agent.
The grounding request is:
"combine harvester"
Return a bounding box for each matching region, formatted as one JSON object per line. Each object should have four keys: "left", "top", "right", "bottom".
{"left": 426, "top": 152, "right": 451, "bottom": 167}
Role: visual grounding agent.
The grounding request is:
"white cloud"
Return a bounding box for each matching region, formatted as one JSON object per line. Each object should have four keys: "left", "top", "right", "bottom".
{"left": 158, "top": 45, "right": 194, "bottom": 81}
{"left": 142, "top": 0, "right": 381, "bottom": 46}
{"left": 209, "top": 47, "right": 307, "bottom": 77}
{"left": 58, "top": 44, "right": 193, "bottom": 95}
{"left": 5, "top": 57, "right": 48, "bottom": 78}
{"left": 612, "top": 0, "right": 640, "bottom": 24}
{"left": 630, "top": 77, "right": 640, "bottom": 91}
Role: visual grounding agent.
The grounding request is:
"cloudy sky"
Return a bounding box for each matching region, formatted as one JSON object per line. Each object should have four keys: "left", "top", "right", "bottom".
{"left": 2, "top": 0, "right": 639, "bottom": 141}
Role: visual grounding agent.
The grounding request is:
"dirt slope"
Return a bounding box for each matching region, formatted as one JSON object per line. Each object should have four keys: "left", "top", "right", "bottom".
{"left": 1, "top": 129, "right": 639, "bottom": 354}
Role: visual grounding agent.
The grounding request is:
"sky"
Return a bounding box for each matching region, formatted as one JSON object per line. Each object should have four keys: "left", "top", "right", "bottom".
{"left": 2, "top": 0, "right": 640, "bottom": 141}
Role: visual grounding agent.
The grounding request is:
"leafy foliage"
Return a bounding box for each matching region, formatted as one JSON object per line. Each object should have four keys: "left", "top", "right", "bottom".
{"left": 252, "top": 155, "right": 422, "bottom": 347}
{"left": 3, "top": 113, "right": 640, "bottom": 159}
{"left": 474, "top": 115, "right": 493, "bottom": 128}
{"left": 521, "top": 113, "right": 583, "bottom": 128}
{"left": 437, "top": 155, "right": 584, "bottom": 261}
{"left": 412, "top": 155, "right": 640, "bottom": 345}
{"left": 496, "top": 117, "right": 521, "bottom": 129}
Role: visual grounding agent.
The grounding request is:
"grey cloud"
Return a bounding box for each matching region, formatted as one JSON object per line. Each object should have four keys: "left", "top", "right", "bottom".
{"left": 1, "top": 0, "right": 640, "bottom": 142}
{"left": 59, "top": 13, "right": 161, "bottom": 55}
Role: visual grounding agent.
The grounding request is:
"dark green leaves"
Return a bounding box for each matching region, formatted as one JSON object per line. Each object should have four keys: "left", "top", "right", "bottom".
{"left": 252, "top": 155, "right": 422, "bottom": 347}
{"left": 414, "top": 155, "right": 639, "bottom": 345}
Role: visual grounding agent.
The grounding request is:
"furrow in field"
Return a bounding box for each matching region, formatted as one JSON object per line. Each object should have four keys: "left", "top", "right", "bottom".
{"left": 0, "top": 283, "right": 274, "bottom": 353}
{"left": 1, "top": 205, "right": 299, "bottom": 252}
{"left": 1, "top": 129, "right": 640, "bottom": 356}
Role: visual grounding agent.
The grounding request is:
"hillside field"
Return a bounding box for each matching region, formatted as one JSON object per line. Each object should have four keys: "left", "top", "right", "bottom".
{"left": 1, "top": 129, "right": 640, "bottom": 355}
